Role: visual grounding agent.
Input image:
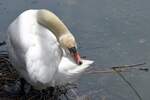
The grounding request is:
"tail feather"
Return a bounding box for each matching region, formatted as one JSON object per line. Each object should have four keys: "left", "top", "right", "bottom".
{"left": 59, "top": 57, "right": 94, "bottom": 74}
{"left": 54, "top": 57, "right": 94, "bottom": 85}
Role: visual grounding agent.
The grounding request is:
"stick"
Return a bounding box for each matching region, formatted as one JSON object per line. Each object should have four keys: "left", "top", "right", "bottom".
{"left": 111, "top": 62, "right": 146, "bottom": 69}
{"left": 86, "top": 62, "right": 147, "bottom": 74}
{"left": 112, "top": 68, "right": 143, "bottom": 100}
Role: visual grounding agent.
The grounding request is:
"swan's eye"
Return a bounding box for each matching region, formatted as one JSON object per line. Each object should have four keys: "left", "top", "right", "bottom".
{"left": 68, "top": 47, "right": 77, "bottom": 54}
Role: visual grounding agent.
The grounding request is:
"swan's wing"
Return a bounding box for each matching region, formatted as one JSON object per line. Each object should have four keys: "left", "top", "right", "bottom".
{"left": 54, "top": 57, "right": 94, "bottom": 85}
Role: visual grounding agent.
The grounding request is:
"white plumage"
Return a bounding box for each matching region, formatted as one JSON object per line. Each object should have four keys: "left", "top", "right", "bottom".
{"left": 7, "top": 9, "right": 93, "bottom": 90}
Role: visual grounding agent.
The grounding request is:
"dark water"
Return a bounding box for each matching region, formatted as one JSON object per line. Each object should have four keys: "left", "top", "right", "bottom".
{"left": 0, "top": 0, "right": 150, "bottom": 100}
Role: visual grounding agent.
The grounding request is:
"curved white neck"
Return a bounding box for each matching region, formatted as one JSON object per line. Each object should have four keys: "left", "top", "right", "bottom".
{"left": 37, "top": 9, "right": 70, "bottom": 40}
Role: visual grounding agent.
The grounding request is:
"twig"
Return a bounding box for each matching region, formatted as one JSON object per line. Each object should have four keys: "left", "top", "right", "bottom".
{"left": 86, "top": 62, "right": 147, "bottom": 74}
{"left": 111, "top": 62, "right": 146, "bottom": 69}
{"left": 86, "top": 69, "right": 128, "bottom": 74}
{"left": 112, "top": 68, "right": 143, "bottom": 100}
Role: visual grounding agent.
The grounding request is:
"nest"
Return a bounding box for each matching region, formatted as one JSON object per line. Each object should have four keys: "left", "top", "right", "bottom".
{"left": 0, "top": 50, "right": 78, "bottom": 100}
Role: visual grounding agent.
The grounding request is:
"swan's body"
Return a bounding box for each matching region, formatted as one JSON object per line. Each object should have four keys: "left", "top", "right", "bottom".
{"left": 7, "top": 9, "right": 93, "bottom": 90}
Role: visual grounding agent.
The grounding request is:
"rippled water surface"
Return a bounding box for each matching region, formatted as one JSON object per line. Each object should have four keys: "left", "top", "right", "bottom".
{"left": 0, "top": 0, "right": 150, "bottom": 100}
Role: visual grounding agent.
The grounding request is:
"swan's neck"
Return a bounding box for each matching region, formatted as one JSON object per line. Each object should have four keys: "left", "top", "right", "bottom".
{"left": 37, "top": 9, "right": 70, "bottom": 40}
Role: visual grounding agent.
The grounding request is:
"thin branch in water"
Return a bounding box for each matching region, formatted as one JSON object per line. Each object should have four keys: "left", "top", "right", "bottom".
{"left": 111, "top": 62, "right": 146, "bottom": 69}
{"left": 112, "top": 68, "right": 143, "bottom": 100}
{"left": 85, "top": 62, "right": 148, "bottom": 74}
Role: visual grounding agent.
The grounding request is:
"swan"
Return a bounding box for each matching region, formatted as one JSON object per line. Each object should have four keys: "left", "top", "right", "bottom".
{"left": 6, "top": 9, "right": 93, "bottom": 93}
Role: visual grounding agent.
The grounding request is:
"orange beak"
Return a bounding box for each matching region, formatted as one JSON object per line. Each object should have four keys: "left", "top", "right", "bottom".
{"left": 72, "top": 52, "right": 82, "bottom": 65}
{"left": 69, "top": 47, "right": 82, "bottom": 65}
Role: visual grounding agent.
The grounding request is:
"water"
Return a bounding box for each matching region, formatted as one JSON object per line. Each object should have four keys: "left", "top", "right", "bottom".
{"left": 0, "top": 0, "right": 150, "bottom": 99}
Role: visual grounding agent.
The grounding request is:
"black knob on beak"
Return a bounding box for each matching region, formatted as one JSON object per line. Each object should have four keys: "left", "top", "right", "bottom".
{"left": 68, "top": 47, "right": 82, "bottom": 65}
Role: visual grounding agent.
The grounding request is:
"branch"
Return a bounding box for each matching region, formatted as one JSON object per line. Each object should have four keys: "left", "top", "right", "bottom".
{"left": 86, "top": 62, "right": 148, "bottom": 74}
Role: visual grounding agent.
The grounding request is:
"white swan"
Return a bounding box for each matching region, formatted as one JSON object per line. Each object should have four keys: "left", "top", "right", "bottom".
{"left": 7, "top": 9, "right": 93, "bottom": 90}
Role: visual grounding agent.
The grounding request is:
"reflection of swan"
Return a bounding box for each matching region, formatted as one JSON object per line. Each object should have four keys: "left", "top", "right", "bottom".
{"left": 7, "top": 9, "right": 93, "bottom": 90}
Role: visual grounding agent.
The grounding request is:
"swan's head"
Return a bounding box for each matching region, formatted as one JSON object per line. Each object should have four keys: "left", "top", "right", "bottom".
{"left": 59, "top": 33, "right": 82, "bottom": 65}
{"left": 37, "top": 9, "right": 82, "bottom": 65}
